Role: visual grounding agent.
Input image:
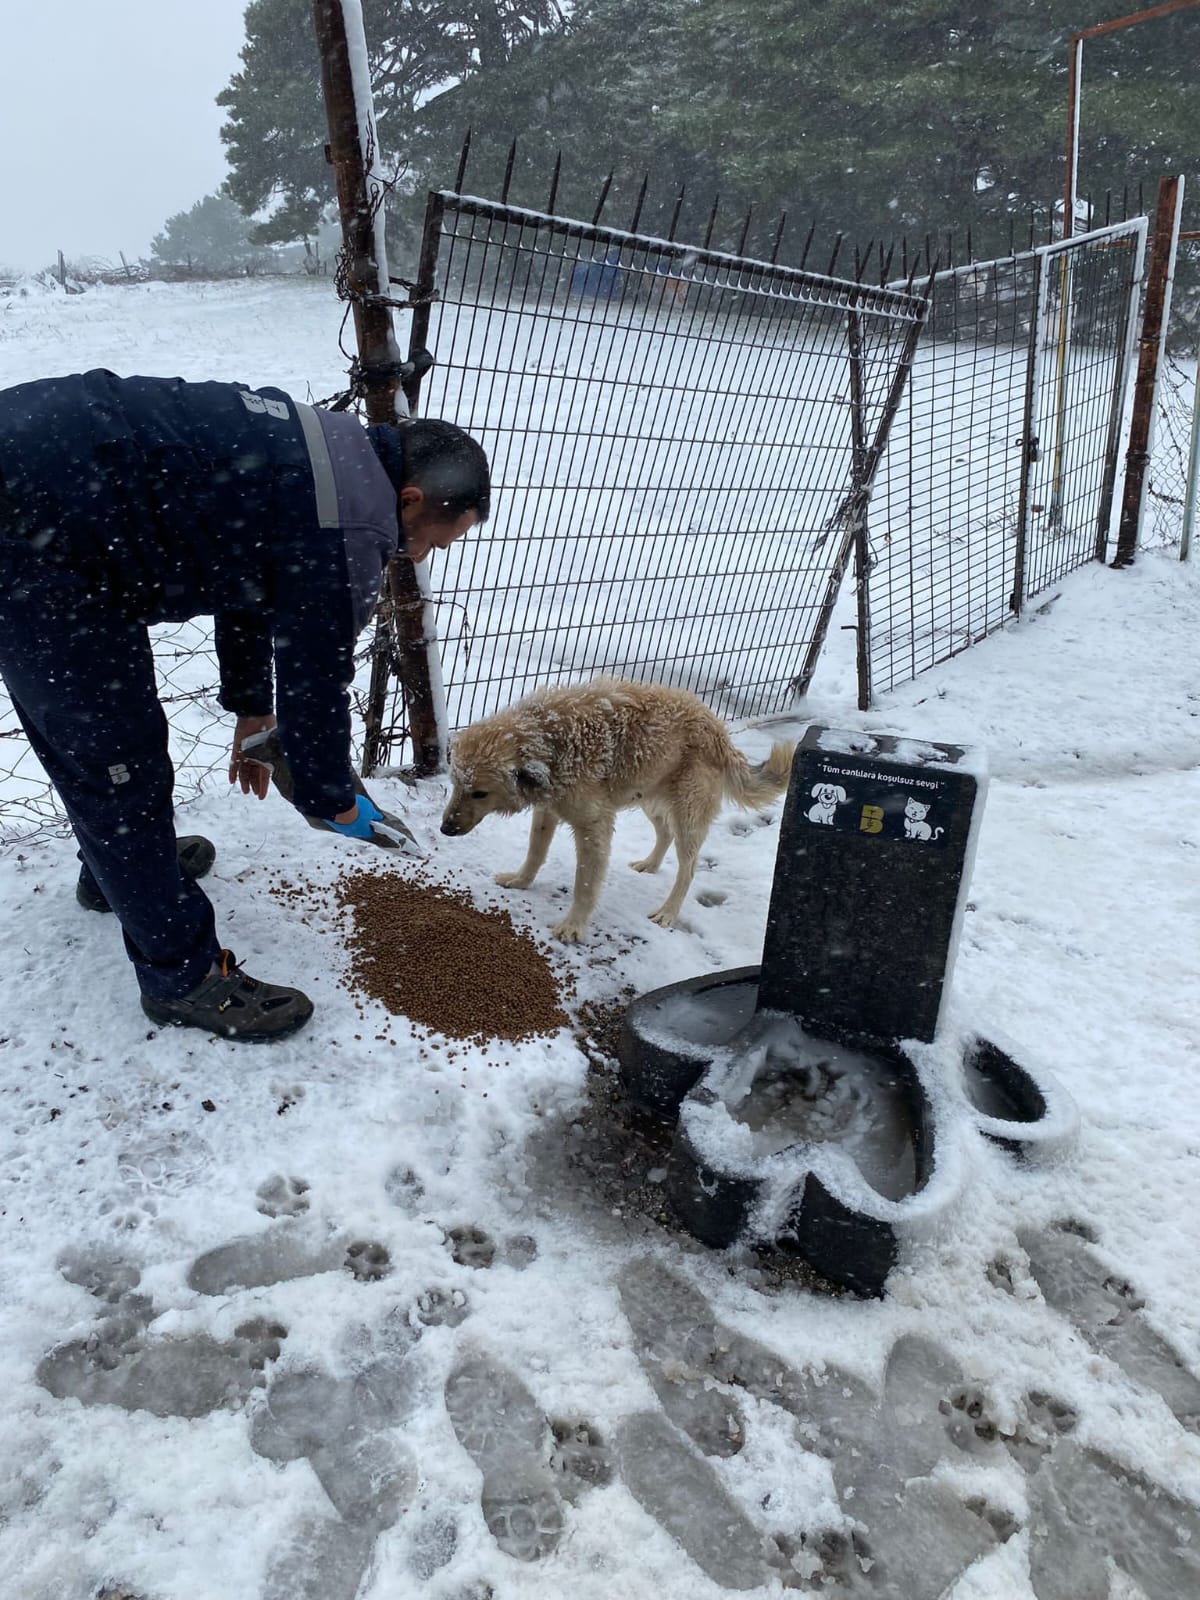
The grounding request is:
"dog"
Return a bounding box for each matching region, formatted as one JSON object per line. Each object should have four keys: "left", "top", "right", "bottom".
{"left": 806, "top": 782, "right": 847, "bottom": 825}
{"left": 440, "top": 678, "right": 795, "bottom": 942}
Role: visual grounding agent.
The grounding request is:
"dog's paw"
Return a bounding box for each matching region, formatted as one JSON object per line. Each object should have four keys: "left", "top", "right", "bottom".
{"left": 550, "top": 917, "right": 587, "bottom": 943}
{"left": 647, "top": 907, "right": 679, "bottom": 929}
{"left": 494, "top": 871, "right": 533, "bottom": 890}
{"left": 628, "top": 857, "right": 661, "bottom": 874}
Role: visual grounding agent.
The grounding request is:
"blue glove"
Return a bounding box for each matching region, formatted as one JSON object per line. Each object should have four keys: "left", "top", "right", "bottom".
{"left": 320, "top": 795, "right": 387, "bottom": 839}
{"left": 315, "top": 794, "right": 420, "bottom": 851}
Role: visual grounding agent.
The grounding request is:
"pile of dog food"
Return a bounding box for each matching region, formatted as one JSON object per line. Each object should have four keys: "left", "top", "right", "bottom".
{"left": 335, "top": 866, "right": 571, "bottom": 1044}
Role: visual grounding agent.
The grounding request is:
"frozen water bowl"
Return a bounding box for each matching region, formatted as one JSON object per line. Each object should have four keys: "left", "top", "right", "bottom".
{"left": 617, "top": 966, "right": 761, "bottom": 1116}
{"left": 618, "top": 972, "right": 946, "bottom": 1296}
{"left": 617, "top": 973, "right": 1075, "bottom": 1296}
{"left": 960, "top": 1033, "right": 1078, "bottom": 1159}
{"left": 667, "top": 1021, "right": 939, "bottom": 1298}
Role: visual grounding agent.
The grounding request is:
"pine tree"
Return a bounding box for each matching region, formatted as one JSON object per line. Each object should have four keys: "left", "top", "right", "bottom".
{"left": 217, "top": 0, "right": 1198, "bottom": 260}
{"left": 150, "top": 192, "right": 277, "bottom": 276}
{"left": 218, "top": 0, "right": 567, "bottom": 244}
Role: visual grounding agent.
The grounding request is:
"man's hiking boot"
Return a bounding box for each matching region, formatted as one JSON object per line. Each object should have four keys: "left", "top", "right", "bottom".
{"left": 141, "top": 949, "right": 314, "bottom": 1043}
{"left": 76, "top": 835, "right": 217, "bottom": 913}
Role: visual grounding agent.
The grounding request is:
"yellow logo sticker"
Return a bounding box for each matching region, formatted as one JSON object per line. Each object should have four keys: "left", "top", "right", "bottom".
{"left": 859, "top": 804, "right": 884, "bottom": 834}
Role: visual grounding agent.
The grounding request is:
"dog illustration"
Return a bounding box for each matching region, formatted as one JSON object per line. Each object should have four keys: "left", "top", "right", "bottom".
{"left": 440, "top": 678, "right": 795, "bottom": 941}
{"left": 903, "top": 796, "right": 944, "bottom": 841}
{"left": 806, "top": 782, "right": 847, "bottom": 825}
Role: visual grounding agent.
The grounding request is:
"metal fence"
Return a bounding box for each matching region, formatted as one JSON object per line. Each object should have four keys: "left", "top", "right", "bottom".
{"left": 372, "top": 190, "right": 926, "bottom": 748}
{"left": 1142, "top": 234, "right": 1200, "bottom": 550}
{"left": 7, "top": 203, "right": 1193, "bottom": 847}
{"left": 1146, "top": 347, "right": 1200, "bottom": 550}
{"left": 0, "top": 621, "right": 229, "bottom": 847}
{"left": 862, "top": 219, "right": 1148, "bottom": 703}
{"left": 0, "top": 214, "right": 926, "bottom": 846}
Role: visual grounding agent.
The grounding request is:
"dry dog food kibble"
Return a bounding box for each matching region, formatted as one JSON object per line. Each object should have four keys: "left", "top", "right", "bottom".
{"left": 336, "top": 867, "right": 570, "bottom": 1043}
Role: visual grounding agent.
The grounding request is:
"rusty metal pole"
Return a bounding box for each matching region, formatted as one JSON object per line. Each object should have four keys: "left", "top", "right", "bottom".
{"left": 311, "top": 0, "right": 403, "bottom": 421}
{"left": 311, "top": 0, "right": 447, "bottom": 776}
{"left": 1113, "top": 175, "right": 1184, "bottom": 567}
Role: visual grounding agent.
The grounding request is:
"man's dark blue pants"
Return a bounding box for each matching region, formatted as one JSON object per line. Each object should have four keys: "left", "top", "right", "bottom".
{"left": 0, "top": 539, "right": 220, "bottom": 1000}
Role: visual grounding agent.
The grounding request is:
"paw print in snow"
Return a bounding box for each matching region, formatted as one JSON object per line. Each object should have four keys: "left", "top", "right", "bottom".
{"left": 415, "top": 1287, "right": 470, "bottom": 1328}
{"left": 256, "top": 1174, "right": 311, "bottom": 1218}
{"left": 448, "top": 1225, "right": 496, "bottom": 1269}
{"left": 345, "top": 1240, "right": 391, "bottom": 1282}
{"left": 550, "top": 1417, "right": 614, "bottom": 1501}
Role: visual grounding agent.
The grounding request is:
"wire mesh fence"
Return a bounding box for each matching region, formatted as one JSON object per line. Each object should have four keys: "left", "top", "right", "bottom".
{"left": 1021, "top": 230, "right": 1144, "bottom": 595}
{"left": 0, "top": 622, "right": 384, "bottom": 849}
{"left": 863, "top": 219, "right": 1147, "bottom": 703}
{"left": 5, "top": 193, "right": 924, "bottom": 844}
{"left": 5, "top": 199, "right": 1191, "bottom": 847}
{"left": 0, "top": 622, "right": 226, "bottom": 848}
{"left": 372, "top": 191, "right": 925, "bottom": 750}
{"left": 1145, "top": 349, "right": 1200, "bottom": 549}
{"left": 1142, "top": 237, "right": 1200, "bottom": 550}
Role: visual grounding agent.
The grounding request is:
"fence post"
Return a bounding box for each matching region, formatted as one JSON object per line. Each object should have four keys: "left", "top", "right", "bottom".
{"left": 360, "top": 190, "right": 451, "bottom": 776}
{"left": 311, "top": 0, "right": 447, "bottom": 776}
{"left": 844, "top": 311, "right": 874, "bottom": 711}
{"left": 1181, "top": 359, "right": 1200, "bottom": 561}
{"left": 1113, "top": 175, "right": 1185, "bottom": 568}
{"left": 1094, "top": 219, "right": 1150, "bottom": 559}
{"left": 401, "top": 191, "right": 446, "bottom": 414}
{"left": 1011, "top": 251, "right": 1049, "bottom": 615}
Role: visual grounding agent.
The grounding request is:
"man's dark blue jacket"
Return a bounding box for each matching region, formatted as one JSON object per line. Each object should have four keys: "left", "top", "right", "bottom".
{"left": 0, "top": 369, "right": 406, "bottom": 816}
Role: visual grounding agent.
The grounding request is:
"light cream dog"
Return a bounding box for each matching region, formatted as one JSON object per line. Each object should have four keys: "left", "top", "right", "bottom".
{"left": 440, "top": 678, "right": 795, "bottom": 941}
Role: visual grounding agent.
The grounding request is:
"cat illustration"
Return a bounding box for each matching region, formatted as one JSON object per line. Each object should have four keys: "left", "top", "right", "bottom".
{"left": 904, "top": 796, "right": 944, "bottom": 841}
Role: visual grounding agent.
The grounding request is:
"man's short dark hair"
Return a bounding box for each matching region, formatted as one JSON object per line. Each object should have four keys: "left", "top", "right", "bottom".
{"left": 400, "top": 417, "right": 491, "bottom": 522}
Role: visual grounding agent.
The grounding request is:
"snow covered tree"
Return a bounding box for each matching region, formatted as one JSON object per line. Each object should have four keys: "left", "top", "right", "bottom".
{"left": 150, "top": 192, "right": 277, "bottom": 276}
{"left": 652, "top": 0, "right": 1200, "bottom": 248}
{"left": 218, "top": 0, "right": 1199, "bottom": 264}
{"left": 413, "top": 0, "right": 712, "bottom": 236}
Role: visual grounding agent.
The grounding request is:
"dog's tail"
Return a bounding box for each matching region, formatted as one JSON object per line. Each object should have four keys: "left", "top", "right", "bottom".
{"left": 723, "top": 739, "right": 795, "bottom": 809}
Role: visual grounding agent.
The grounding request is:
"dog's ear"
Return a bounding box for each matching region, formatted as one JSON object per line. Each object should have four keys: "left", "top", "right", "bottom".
{"left": 514, "top": 762, "right": 550, "bottom": 793}
{"left": 834, "top": 786, "right": 846, "bottom": 803}
{"left": 811, "top": 783, "right": 825, "bottom": 798}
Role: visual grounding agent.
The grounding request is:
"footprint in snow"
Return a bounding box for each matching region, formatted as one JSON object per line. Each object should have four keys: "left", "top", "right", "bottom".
{"left": 36, "top": 1249, "right": 285, "bottom": 1419}
{"left": 444, "top": 1351, "right": 610, "bottom": 1561}
{"left": 186, "top": 1220, "right": 391, "bottom": 1294}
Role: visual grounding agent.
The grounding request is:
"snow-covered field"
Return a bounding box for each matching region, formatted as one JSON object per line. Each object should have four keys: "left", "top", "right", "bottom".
{"left": 1, "top": 278, "right": 1199, "bottom": 1600}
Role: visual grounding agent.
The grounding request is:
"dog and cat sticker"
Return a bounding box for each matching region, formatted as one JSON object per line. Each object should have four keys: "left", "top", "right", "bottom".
{"left": 802, "top": 763, "right": 951, "bottom": 847}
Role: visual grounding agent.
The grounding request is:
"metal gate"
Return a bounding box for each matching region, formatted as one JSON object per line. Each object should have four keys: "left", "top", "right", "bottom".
{"left": 370, "top": 190, "right": 925, "bottom": 753}
{"left": 862, "top": 219, "right": 1147, "bottom": 705}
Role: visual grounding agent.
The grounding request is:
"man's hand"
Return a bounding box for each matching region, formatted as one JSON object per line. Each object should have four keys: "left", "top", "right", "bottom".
{"left": 229, "top": 713, "right": 278, "bottom": 799}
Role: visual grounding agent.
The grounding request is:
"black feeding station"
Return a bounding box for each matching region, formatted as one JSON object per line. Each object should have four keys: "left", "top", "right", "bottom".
{"left": 618, "top": 726, "right": 1076, "bottom": 1297}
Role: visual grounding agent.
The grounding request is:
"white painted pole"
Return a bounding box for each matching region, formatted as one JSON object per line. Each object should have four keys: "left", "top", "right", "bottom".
{"left": 1181, "top": 360, "right": 1199, "bottom": 559}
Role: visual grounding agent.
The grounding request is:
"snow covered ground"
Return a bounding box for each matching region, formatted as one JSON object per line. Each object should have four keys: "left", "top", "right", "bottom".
{"left": 1, "top": 278, "right": 1199, "bottom": 1600}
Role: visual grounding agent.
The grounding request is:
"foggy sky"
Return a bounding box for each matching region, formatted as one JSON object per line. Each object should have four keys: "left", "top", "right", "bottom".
{"left": 0, "top": 0, "right": 252, "bottom": 273}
